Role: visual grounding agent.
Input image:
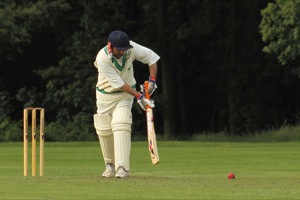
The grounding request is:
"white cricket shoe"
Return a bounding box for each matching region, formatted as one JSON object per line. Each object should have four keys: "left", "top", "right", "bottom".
{"left": 115, "top": 166, "right": 129, "bottom": 178}
{"left": 102, "top": 163, "right": 115, "bottom": 178}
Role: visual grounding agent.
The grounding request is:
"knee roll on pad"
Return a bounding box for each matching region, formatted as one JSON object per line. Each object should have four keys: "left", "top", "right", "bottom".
{"left": 111, "top": 107, "right": 132, "bottom": 132}
{"left": 94, "top": 114, "right": 112, "bottom": 136}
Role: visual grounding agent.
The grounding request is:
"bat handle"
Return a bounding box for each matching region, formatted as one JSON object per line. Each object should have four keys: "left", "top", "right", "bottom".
{"left": 144, "top": 81, "right": 150, "bottom": 100}
{"left": 144, "top": 81, "right": 151, "bottom": 109}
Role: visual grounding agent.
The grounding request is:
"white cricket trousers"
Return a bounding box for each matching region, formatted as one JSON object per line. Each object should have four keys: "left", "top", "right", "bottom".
{"left": 95, "top": 91, "right": 134, "bottom": 171}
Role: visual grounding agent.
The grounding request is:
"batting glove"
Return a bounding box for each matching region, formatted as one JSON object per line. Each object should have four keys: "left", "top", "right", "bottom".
{"left": 136, "top": 92, "right": 155, "bottom": 111}
{"left": 147, "top": 77, "right": 157, "bottom": 96}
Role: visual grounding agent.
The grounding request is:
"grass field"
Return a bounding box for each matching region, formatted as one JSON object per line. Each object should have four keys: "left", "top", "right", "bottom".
{"left": 0, "top": 141, "right": 299, "bottom": 199}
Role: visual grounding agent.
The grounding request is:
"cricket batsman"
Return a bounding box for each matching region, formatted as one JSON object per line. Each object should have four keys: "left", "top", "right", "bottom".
{"left": 93, "top": 30, "right": 160, "bottom": 178}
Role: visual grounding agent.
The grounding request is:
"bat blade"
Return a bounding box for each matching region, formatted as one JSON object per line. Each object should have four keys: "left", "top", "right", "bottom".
{"left": 146, "top": 108, "right": 159, "bottom": 164}
{"left": 144, "top": 81, "right": 159, "bottom": 165}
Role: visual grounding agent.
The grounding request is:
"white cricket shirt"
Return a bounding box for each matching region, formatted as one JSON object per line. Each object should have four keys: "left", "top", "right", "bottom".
{"left": 94, "top": 41, "right": 160, "bottom": 94}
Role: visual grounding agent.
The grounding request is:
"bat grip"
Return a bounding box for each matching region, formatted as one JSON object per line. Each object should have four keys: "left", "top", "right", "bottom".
{"left": 144, "top": 81, "right": 151, "bottom": 109}
{"left": 144, "top": 81, "right": 150, "bottom": 100}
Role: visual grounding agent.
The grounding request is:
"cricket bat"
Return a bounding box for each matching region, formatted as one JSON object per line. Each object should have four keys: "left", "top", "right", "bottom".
{"left": 144, "top": 81, "right": 159, "bottom": 165}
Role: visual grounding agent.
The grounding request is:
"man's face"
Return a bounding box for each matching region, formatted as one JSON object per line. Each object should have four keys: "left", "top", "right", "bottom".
{"left": 112, "top": 47, "right": 127, "bottom": 58}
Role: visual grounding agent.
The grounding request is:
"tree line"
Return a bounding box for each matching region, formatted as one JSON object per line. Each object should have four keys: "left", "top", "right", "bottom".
{"left": 1, "top": 0, "right": 300, "bottom": 141}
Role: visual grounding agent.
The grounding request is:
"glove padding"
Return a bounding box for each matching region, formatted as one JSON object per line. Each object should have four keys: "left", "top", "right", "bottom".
{"left": 148, "top": 77, "right": 157, "bottom": 96}
{"left": 136, "top": 93, "right": 155, "bottom": 111}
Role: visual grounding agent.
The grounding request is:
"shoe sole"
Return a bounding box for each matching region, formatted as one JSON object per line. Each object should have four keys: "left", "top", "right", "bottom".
{"left": 115, "top": 175, "right": 129, "bottom": 178}
{"left": 102, "top": 174, "right": 115, "bottom": 178}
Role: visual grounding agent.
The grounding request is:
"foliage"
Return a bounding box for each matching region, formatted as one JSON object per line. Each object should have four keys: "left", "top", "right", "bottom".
{"left": 45, "top": 112, "right": 97, "bottom": 141}
{"left": 0, "top": 0, "right": 74, "bottom": 117}
{"left": 260, "top": 0, "right": 300, "bottom": 65}
{"left": 1, "top": 0, "right": 300, "bottom": 140}
{"left": 0, "top": 115, "right": 22, "bottom": 142}
{"left": 0, "top": 0, "right": 71, "bottom": 61}
{"left": 0, "top": 91, "right": 13, "bottom": 117}
{"left": 193, "top": 124, "right": 300, "bottom": 142}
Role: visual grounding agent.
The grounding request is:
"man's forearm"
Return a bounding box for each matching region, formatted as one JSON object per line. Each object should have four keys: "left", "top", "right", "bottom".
{"left": 121, "top": 83, "right": 140, "bottom": 98}
{"left": 149, "top": 63, "right": 157, "bottom": 78}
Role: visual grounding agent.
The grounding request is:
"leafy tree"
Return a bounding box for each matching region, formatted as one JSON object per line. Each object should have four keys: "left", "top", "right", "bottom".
{"left": 260, "top": 0, "right": 300, "bottom": 66}
{"left": 0, "top": 0, "right": 72, "bottom": 117}
{"left": 1, "top": 0, "right": 300, "bottom": 141}
{"left": 260, "top": 0, "right": 300, "bottom": 127}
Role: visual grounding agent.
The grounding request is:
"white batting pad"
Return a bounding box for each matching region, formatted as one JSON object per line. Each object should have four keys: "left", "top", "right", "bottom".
{"left": 94, "top": 114, "right": 114, "bottom": 164}
{"left": 114, "top": 131, "right": 131, "bottom": 171}
{"left": 111, "top": 107, "right": 132, "bottom": 171}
